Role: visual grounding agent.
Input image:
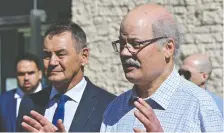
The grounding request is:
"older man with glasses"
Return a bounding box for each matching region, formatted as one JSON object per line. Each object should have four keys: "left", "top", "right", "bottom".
{"left": 100, "top": 3, "right": 223, "bottom": 132}
{"left": 179, "top": 53, "right": 223, "bottom": 116}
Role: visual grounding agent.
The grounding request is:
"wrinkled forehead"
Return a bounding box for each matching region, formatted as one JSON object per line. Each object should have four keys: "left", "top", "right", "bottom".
{"left": 120, "top": 18, "right": 153, "bottom": 40}
{"left": 43, "top": 31, "right": 76, "bottom": 50}
{"left": 119, "top": 4, "right": 174, "bottom": 40}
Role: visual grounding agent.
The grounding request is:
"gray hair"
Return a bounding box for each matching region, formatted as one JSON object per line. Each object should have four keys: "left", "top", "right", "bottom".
{"left": 152, "top": 17, "right": 182, "bottom": 59}
{"left": 44, "top": 21, "right": 87, "bottom": 52}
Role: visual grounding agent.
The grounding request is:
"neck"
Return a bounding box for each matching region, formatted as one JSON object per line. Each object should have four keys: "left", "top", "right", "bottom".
{"left": 136, "top": 64, "right": 174, "bottom": 98}
{"left": 200, "top": 83, "right": 206, "bottom": 90}
{"left": 23, "top": 82, "right": 40, "bottom": 95}
{"left": 53, "top": 71, "right": 84, "bottom": 94}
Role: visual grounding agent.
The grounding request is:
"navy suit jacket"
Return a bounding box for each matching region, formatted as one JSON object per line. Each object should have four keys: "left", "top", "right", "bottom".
{"left": 16, "top": 77, "right": 116, "bottom": 132}
{"left": 0, "top": 89, "right": 17, "bottom": 132}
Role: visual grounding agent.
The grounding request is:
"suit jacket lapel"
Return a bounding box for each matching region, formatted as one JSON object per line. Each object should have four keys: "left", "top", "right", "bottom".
{"left": 69, "top": 79, "right": 99, "bottom": 132}
{"left": 8, "top": 90, "right": 17, "bottom": 131}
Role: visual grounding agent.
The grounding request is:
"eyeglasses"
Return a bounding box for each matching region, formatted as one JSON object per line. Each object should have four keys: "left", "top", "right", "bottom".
{"left": 112, "top": 36, "right": 168, "bottom": 55}
{"left": 178, "top": 69, "right": 191, "bottom": 80}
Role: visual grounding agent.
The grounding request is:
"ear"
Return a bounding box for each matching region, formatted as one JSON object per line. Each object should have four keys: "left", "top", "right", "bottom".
{"left": 163, "top": 39, "right": 175, "bottom": 58}
{"left": 80, "top": 47, "right": 89, "bottom": 66}
{"left": 202, "top": 72, "right": 209, "bottom": 81}
{"left": 38, "top": 70, "right": 42, "bottom": 80}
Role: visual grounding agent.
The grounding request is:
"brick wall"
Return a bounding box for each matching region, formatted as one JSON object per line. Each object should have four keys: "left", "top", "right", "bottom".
{"left": 72, "top": 0, "right": 223, "bottom": 97}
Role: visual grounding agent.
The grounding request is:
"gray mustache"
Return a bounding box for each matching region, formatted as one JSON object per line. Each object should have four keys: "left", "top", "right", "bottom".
{"left": 122, "top": 58, "right": 141, "bottom": 67}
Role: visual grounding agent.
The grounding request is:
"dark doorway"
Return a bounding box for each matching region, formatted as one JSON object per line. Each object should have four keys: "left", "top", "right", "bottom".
{"left": 0, "top": 0, "right": 71, "bottom": 93}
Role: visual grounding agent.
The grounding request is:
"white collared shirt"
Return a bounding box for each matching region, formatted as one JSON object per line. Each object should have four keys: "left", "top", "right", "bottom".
{"left": 14, "top": 83, "right": 42, "bottom": 117}
{"left": 44, "top": 77, "right": 87, "bottom": 132}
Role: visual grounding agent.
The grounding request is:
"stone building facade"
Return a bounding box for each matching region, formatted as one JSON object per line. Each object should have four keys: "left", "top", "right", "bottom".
{"left": 72, "top": 0, "right": 223, "bottom": 97}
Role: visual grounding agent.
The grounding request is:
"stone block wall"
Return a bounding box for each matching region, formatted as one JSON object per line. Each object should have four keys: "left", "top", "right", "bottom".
{"left": 72, "top": 0, "right": 223, "bottom": 97}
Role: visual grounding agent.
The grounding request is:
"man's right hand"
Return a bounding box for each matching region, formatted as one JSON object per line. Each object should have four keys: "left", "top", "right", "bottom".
{"left": 21, "top": 110, "right": 66, "bottom": 132}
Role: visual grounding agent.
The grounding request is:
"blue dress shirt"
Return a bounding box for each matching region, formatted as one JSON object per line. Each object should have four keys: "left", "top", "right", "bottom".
{"left": 206, "top": 90, "right": 223, "bottom": 116}
{"left": 101, "top": 68, "right": 223, "bottom": 132}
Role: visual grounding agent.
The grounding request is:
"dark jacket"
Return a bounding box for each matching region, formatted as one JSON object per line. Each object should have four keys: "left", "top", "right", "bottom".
{"left": 16, "top": 77, "right": 116, "bottom": 132}
{"left": 0, "top": 89, "right": 17, "bottom": 132}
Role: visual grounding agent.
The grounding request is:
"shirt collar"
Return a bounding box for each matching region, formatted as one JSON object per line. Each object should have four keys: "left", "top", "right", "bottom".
{"left": 15, "top": 87, "right": 24, "bottom": 99}
{"left": 14, "top": 82, "right": 42, "bottom": 99}
{"left": 35, "top": 83, "right": 42, "bottom": 93}
{"left": 49, "top": 77, "right": 87, "bottom": 103}
{"left": 129, "top": 67, "right": 180, "bottom": 110}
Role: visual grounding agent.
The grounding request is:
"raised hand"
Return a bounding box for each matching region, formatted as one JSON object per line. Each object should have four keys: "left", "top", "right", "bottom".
{"left": 21, "top": 110, "right": 65, "bottom": 132}
{"left": 133, "top": 98, "right": 163, "bottom": 132}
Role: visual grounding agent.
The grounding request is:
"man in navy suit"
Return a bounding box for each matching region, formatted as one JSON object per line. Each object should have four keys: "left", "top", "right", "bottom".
{"left": 16, "top": 22, "right": 116, "bottom": 132}
{"left": 0, "top": 53, "right": 43, "bottom": 132}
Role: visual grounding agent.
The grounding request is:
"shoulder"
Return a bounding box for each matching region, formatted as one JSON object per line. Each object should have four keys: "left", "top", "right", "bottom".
{"left": 102, "top": 89, "right": 132, "bottom": 127}
{"left": 0, "top": 89, "right": 16, "bottom": 101}
{"left": 0, "top": 89, "right": 16, "bottom": 112}
{"left": 206, "top": 90, "right": 223, "bottom": 102}
{"left": 21, "top": 86, "right": 51, "bottom": 107}
{"left": 94, "top": 86, "right": 116, "bottom": 100}
{"left": 0, "top": 89, "right": 16, "bottom": 97}
{"left": 206, "top": 90, "right": 223, "bottom": 109}
{"left": 85, "top": 77, "right": 116, "bottom": 100}
{"left": 28, "top": 86, "right": 51, "bottom": 98}
{"left": 177, "top": 78, "right": 221, "bottom": 113}
{"left": 110, "top": 89, "right": 132, "bottom": 104}
{"left": 103, "top": 89, "right": 132, "bottom": 115}
{"left": 178, "top": 78, "right": 211, "bottom": 100}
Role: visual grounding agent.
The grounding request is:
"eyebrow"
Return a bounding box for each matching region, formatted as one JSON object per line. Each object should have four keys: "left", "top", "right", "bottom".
{"left": 55, "top": 49, "right": 67, "bottom": 53}
{"left": 119, "top": 36, "right": 142, "bottom": 41}
{"left": 17, "top": 70, "right": 36, "bottom": 74}
{"left": 43, "top": 48, "right": 67, "bottom": 53}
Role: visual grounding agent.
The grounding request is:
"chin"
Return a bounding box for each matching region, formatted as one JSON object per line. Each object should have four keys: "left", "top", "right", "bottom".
{"left": 48, "top": 76, "right": 64, "bottom": 83}
{"left": 125, "top": 73, "right": 138, "bottom": 84}
{"left": 22, "top": 88, "right": 34, "bottom": 93}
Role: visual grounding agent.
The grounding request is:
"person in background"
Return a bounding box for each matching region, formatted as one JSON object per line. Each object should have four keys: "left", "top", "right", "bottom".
{"left": 179, "top": 53, "right": 223, "bottom": 116}
{"left": 16, "top": 21, "right": 115, "bottom": 132}
{"left": 101, "top": 4, "right": 223, "bottom": 132}
{"left": 0, "top": 53, "right": 43, "bottom": 132}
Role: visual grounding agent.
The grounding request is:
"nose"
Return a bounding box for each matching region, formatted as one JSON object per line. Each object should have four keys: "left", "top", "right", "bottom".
{"left": 49, "top": 54, "right": 59, "bottom": 66}
{"left": 24, "top": 73, "right": 29, "bottom": 80}
{"left": 120, "top": 45, "right": 133, "bottom": 57}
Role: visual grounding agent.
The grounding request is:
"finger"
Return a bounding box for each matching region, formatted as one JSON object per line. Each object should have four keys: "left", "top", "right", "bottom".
{"left": 30, "top": 110, "right": 51, "bottom": 126}
{"left": 40, "top": 125, "right": 58, "bottom": 132}
{"left": 21, "top": 122, "right": 39, "bottom": 132}
{"left": 23, "top": 115, "right": 42, "bottom": 130}
{"left": 134, "top": 109, "right": 163, "bottom": 132}
{"left": 134, "top": 110, "right": 151, "bottom": 128}
{"left": 134, "top": 100, "right": 154, "bottom": 120}
{"left": 57, "top": 119, "right": 66, "bottom": 132}
{"left": 133, "top": 127, "right": 145, "bottom": 133}
{"left": 138, "top": 98, "right": 151, "bottom": 109}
